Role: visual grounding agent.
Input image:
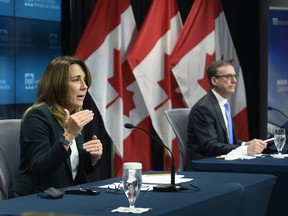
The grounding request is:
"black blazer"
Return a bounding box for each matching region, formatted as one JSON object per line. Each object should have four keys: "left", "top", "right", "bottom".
{"left": 10, "top": 104, "right": 99, "bottom": 196}
{"left": 187, "top": 91, "right": 242, "bottom": 160}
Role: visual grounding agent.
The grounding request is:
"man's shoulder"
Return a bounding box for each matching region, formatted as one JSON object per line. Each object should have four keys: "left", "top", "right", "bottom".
{"left": 191, "top": 92, "right": 219, "bottom": 116}
{"left": 193, "top": 93, "right": 211, "bottom": 107}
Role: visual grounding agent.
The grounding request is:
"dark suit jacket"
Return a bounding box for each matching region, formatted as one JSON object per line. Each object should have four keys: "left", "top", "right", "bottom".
{"left": 187, "top": 91, "right": 242, "bottom": 161}
{"left": 10, "top": 104, "right": 100, "bottom": 196}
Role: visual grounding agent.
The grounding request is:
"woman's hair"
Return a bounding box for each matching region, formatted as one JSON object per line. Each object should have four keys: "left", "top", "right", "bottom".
{"left": 207, "top": 60, "right": 233, "bottom": 88}
{"left": 23, "top": 56, "right": 92, "bottom": 127}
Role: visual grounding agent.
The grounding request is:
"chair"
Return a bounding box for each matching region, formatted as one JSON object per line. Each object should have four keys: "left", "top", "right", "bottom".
{"left": 0, "top": 119, "right": 21, "bottom": 200}
{"left": 164, "top": 108, "right": 191, "bottom": 171}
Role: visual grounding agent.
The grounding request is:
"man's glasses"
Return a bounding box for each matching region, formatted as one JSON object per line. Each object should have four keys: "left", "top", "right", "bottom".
{"left": 214, "top": 74, "right": 239, "bottom": 81}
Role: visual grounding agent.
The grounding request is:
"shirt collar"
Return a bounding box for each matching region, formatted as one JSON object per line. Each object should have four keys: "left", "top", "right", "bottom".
{"left": 212, "top": 89, "right": 228, "bottom": 106}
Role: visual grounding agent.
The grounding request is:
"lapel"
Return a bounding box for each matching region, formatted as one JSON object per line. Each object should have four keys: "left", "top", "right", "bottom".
{"left": 75, "top": 134, "right": 83, "bottom": 158}
{"left": 54, "top": 121, "right": 73, "bottom": 171}
{"left": 208, "top": 91, "right": 229, "bottom": 143}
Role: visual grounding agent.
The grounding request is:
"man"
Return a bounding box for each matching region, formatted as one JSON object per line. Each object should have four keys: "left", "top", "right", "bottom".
{"left": 187, "top": 60, "right": 267, "bottom": 161}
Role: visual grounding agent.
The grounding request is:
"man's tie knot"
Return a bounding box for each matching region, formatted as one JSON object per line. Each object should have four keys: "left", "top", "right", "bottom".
{"left": 224, "top": 102, "right": 230, "bottom": 111}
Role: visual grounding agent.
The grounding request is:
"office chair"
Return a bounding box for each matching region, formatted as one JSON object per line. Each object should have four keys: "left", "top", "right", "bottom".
{"left": 0, "top": 119, "right": 21, "bottom": 200}
{"left": 164, "top": 108, "right": 191, "bottom": 171}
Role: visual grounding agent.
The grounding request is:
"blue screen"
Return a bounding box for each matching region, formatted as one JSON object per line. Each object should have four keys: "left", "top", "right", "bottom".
{"left": 0, "top": 0, "right": 14, "bottom": 16}
{"left": 15, "top": 0, "right": 61, "bottom": 21}
{"left": 0, "top": 0, "right": 61, "bottom": 108}
{"left": 0, "top": 16, "right": 15, "bottom": 104}
{"left": 268, "top": 8, "right": 288, "bottom": 135}
{"left": 15, "top": 19, "right": 61, "bottom": 103}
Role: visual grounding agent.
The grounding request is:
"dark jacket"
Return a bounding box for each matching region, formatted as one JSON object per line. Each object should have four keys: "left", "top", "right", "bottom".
{"left": 187, "top": 91, "right": 241, "bottom": 160}
{"left": 10, "top": 104, "right": 99, "bottom": 197}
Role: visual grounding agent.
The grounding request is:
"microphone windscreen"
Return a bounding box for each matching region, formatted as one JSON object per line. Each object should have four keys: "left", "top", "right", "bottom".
{"left": 124, "top": 123, "right": 134, "bottom": 129}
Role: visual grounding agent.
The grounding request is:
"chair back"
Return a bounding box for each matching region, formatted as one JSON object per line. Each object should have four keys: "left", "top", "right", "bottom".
{"left": 0, "top": 119, "right": 21, "bottom": 200}
{"left": 164, "top": 108, "right": 191, "bottom": 170}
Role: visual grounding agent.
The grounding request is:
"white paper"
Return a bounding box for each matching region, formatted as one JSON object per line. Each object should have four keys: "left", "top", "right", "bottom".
{"left": 111, "top": 207, "right": 152, "bottom": 214}
{"left": 97, "top": 174, "right": 193, "bottom": 191}
{"left": 97, "top": 182, "right": 154, "bottom": 191}
{"left": 270, "top": 154, "right": 288, "bottom": 158}
{"left": 142, "top": 174, "right": 192, "bottom": 184}
{"left": 224, "top": 145, "right": 257, "bottom": 160}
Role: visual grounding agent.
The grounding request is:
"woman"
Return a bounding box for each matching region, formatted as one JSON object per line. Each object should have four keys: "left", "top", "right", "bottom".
{"left": 10, "top": 56, "right": 103, "bottom": 197}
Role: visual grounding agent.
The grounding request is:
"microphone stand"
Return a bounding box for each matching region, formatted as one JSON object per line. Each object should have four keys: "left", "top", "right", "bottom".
{"left": 124, "top": 123, "right": 180, "bottom": 192}
{"left": 267, "top": 106, "right": 288, "bottom": 120}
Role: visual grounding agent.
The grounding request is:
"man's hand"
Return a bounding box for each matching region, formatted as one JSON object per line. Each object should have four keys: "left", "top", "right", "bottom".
{"left": 246, "top": 139, "right": 267, "bottom": 155}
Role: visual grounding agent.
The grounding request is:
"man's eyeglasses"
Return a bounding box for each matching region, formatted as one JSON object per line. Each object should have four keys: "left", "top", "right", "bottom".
{"left": 214, "top": 74, "right": 239, "bottom": 81}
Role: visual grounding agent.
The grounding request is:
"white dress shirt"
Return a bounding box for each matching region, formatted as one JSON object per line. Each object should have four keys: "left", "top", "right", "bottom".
{"left": 69, "top": 139, "right": 79, "bottom": 180}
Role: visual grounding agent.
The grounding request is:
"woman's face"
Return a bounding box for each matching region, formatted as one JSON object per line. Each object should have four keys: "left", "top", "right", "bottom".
{"left": 66, "top": 64, "right": 88, "bottom": 112}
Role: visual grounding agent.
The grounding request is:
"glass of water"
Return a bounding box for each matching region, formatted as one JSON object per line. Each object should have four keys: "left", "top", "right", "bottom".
{"left": 122, "top": 162, "right": 142, "bottom": 212}
{"left": 274, "top": 128, "right": 286, "bottom": 157}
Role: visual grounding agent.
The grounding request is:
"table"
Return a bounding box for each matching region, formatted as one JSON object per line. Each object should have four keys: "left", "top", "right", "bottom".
{"left": 0, "top": 171, "right": 275, "bottom": 216}
{"left": 192, "top": 156, "right": 288, "bottom": 216}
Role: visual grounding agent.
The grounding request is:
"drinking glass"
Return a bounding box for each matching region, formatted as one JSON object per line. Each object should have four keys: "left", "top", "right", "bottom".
{"left": 122, "top": 162, "right": 142, "bottom": 212}
{"left": 274, "top": 128, "right": 286, "bottom": 157}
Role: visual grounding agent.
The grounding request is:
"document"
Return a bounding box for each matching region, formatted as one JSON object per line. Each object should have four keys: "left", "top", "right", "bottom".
{"left": 142, "top": 174, "right": 192, "bottom": 184}
{"left": 97, "top": 173, "right": 193, "bottom": 191}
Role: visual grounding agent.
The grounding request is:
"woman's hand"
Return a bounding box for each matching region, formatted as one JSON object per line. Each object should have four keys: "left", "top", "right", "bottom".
{"left": 64, "top": 109, "right": 94, "bottom": 140}
{"left": 83, "top": 135, "right": 103, "bottom": 165}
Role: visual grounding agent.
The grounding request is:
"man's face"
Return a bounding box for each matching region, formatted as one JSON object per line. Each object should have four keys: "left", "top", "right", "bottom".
{"left": 212, "top": 65, "right": 237, "bottom": 99}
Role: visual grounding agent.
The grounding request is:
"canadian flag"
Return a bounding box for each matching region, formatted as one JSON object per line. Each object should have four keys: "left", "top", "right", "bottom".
{"left": 127, "top": 0, "right": 184, "bottom": 170}
{"left": 170, "top": 0, "right": 249, "bottom": 140}
{"left": 75, "top": 0, "right": 153, "bottom": 177}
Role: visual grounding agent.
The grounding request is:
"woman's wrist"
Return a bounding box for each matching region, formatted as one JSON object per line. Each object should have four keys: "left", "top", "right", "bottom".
{"left": 63, "top": 132, "right": 74, "bottom": 142}
{"left": 60, "top": 135, "right": 73, "bottom": 146}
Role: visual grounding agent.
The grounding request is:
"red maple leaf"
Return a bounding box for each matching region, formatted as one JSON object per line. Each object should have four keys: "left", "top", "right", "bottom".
{"left": 107, "top": 49, "right": 135, "bottom": 117}
{"left": 156, "top": 53, "right": 185, "bottom": 110}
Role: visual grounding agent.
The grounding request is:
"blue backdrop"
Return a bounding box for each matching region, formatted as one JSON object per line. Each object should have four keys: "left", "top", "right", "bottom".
{"left": 268, "top": 7, "right": 288, "bottom": 136}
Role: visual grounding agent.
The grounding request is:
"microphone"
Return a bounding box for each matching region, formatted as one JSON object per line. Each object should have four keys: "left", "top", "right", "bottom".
{"left": 124, "top": 123, "right": 181, "bottom": 192}
{"left": 267, "top": 106, "right": 288, "bottom": 119}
